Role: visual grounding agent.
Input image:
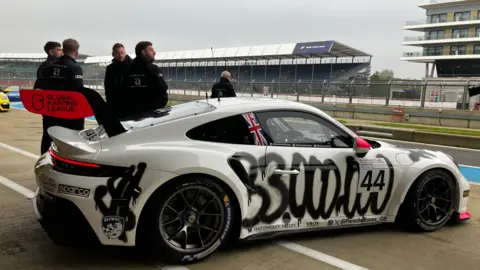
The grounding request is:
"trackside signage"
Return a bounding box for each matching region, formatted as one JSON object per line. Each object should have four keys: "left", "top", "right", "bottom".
{"left": 293, "top": 41, "right": 334, "bottom": 54}
{"left": 19, "top": 89, "right": 94, "bottom": 119}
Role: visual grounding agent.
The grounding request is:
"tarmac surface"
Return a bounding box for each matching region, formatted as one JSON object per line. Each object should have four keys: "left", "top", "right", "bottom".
{"left": 0, "top": 108, "right": 479, "bottom": 270}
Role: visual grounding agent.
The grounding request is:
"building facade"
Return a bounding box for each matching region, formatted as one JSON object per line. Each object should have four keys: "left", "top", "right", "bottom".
{"left": 402, "top": 0, "right": 480, "bottom": 78}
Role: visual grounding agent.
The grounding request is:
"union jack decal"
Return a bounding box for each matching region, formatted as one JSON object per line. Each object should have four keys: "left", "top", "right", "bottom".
{"left": 242, "top": 112, "right": 268, "bottom": 145}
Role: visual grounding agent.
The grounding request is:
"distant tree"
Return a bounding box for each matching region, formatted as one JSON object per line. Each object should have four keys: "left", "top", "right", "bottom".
{"left": 370, "top": 69, "right": 395, "bottom": 81}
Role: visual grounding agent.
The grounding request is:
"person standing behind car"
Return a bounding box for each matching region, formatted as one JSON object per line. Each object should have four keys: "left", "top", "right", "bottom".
{"left": 120, "top": 41, "right": 169, "bottom": 118}
{"left": 34, "top": 41, "right": 62, "bottom": 89}
{"left": 37, "top": 38, "right": 85, "bottom": 154}
{"left": 104, "top": 43, "right": 132, "bottom": 116}
{"left": 211, "top": 71, "right": 236, "bottom": 98}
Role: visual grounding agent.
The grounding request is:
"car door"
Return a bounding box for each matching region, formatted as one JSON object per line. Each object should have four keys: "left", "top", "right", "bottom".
{"left": 185, "top": 112, "right": 268, "bottom": 213}
{"left": 247, "top": 110, "right": 395, "bottom": 232}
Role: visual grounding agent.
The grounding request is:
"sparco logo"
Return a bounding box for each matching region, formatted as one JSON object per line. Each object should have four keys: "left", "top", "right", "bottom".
{"left": 58, "top": 184, "right": 90, "bottom": 198}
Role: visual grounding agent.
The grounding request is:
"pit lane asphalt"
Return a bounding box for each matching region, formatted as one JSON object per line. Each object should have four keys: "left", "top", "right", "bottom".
{"left": 0, "top": 109, "right": 479, "bottom": 270}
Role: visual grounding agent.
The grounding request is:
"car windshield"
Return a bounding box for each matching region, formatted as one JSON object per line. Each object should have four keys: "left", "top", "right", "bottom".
{"left": 121, "top": 101, "right": 216, "bottom": 129}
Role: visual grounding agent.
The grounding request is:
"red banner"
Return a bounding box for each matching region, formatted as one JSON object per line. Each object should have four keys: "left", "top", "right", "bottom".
{"left": 20, "top": 89, "right": 94, "bottom": 119}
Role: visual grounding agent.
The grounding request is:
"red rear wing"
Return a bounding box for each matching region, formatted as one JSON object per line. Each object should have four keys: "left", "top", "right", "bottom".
{"left": 20, "top": 89, "right": 94, "bottom": 119}
{"left": 19, "top": 88, "right": 126, "bottom": 137}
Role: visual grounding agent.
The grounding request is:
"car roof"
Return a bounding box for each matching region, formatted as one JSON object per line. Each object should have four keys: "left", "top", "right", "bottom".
{"left": 120, "top": 97, "right": 328, "bottom": 131}
{"left": 199, "top": 97, "right": 314, "bottom": 113}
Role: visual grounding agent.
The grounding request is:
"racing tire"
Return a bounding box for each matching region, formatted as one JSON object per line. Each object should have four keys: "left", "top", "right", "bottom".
{"left": 397, "top": 169, "right": 456, "bottom": 232}
{"left": 140, "top": 176, "right": 235, "bottom": 264}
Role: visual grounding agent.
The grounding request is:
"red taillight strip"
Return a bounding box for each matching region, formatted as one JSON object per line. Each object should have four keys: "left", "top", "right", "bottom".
{"left": 49, "top": 148, "right": 101, "bottom": 168}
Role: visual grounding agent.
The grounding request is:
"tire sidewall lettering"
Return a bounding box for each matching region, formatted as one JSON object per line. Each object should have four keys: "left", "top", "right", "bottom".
{"left": 178, "top": 179, "right": 234, "bottom": 262}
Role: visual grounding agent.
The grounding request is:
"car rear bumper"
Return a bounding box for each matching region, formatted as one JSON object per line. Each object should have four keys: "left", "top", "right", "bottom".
{"left": 33, "top": 187, "right": 100, "bottom": 246}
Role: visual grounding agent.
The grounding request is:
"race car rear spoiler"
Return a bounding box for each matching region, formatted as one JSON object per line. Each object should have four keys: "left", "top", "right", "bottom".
{"left": 19, "top": 88, "right": 127, "bottom": 137}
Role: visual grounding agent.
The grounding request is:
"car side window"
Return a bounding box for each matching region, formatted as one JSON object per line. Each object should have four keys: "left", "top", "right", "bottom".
{"left": 186, "top": 114, "right": 255, "bottom": 145}
{"left": 256, "top": 111, "right": 353, "bottom": 148}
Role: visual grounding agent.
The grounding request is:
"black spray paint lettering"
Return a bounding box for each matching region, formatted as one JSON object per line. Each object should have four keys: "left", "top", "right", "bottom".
{"left": 93, "top": 162, "right": 147, "bottom": 242}
{"left": 234, "top": 152, "right": 394, "bottom": 229}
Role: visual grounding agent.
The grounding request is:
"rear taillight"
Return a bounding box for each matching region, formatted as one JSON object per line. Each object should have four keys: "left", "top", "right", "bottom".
{"left": 49, "top": 149, "right": 127, "bottom": 177}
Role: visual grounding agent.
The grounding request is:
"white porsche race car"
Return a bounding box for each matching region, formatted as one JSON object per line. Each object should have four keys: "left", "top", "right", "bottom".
{"left": 21, "top": 88, "right": 471, "bottom": 264}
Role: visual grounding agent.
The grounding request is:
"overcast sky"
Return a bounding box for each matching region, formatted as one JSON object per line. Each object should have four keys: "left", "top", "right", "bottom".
{"left": 3, "top": 0, "right": 427, "bottom": 78}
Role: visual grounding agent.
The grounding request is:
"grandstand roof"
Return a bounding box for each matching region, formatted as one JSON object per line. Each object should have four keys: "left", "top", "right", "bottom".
{"left": 0, "top": 53, "right": 90, "bottom": 61}
{"left": 85, "top": 40, "right": 371, "bottom": 64}
{"left": 0, "top": 40, "right": 371, "bottom": 64}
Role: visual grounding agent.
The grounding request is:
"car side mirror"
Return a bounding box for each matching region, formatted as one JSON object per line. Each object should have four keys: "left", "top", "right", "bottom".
{"left": 353, "top": 136, "right": 371, "bottom": 157}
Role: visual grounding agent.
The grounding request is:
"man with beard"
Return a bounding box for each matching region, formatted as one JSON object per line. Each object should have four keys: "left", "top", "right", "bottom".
{"left": 104, "top": 43, "right": 132, "bottom": 116}
{"left": 119, "top": 41, "right": 168, "bottom": 118}
{"left": 211, "top": 71, "right": 236, "bottom": 98}
{"left": 34, "top": 41, "right": 62, "bottom": 89}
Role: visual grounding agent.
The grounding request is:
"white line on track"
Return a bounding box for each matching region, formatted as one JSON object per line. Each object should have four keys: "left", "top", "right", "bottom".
{"left": 0, "top": 142, "right": 39, "bottom": 159}
{"left": 276, "top": 241, "right": 369, "bottom": 270}
{"left": 0, "top": 175, "right": 35, "bottom": 198}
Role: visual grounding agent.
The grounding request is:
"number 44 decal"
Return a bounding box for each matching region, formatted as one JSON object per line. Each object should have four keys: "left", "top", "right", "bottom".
{"left": 360, "top": 170, "right": 386, "bottom": 191}
{"left": 357, "top": 158, "right": 390, "bottom": 193}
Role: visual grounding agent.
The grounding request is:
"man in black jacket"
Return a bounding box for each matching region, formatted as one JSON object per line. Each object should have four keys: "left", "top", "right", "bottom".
{"left": 120, "top": 41, "right": 169, "bottom": 118}
{"left": 37, "top": 38, "right": 85, "bottom": 154}
{"left": 211, "top": 71, "right": 236, "bottom": 98}
{"left": 104, "top": 43, "right": 132, "bottom": 116}
{"left": 33, "top": 41, "right": 62, "bottom": 89}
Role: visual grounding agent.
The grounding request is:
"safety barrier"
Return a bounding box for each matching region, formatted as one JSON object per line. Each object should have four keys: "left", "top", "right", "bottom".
{"left": 347, "top": 124, "right": 480, "bottom": 149}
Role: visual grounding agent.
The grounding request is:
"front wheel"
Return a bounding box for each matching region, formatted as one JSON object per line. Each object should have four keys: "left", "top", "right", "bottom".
{"left": 142, "top": 176, "right": 235, "bottom": 264}
{"left": 398, "top": 169, "right": 456, "bottom": 232}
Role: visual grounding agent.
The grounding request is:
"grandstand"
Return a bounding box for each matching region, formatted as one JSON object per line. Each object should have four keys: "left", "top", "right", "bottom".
{"left": 0, "top": 40, "right": 372, "bottom": 94}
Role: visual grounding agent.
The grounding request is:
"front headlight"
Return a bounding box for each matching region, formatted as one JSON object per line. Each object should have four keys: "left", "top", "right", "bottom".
{"left": 0, "top": 93, "right": 7, "bottom": 100}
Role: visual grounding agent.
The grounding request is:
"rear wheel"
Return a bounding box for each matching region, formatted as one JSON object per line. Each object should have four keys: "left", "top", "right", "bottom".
{"left": 142, "top": 176, "right": 235, "bottom": 264}
{"left": 398, "top": 169, "right": 456, "bottom": 232}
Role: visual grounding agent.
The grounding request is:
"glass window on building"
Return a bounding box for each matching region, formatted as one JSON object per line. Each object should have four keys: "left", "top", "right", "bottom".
{"left": 426, "top": 46, "right": 444, "bottom": 56}
{"left": 452, "top": 28, "right": 469, "bottom": 38}
{"left": 428, "top": 13, "right": 447, "bottom": 23}
{"left": 474, "top": 44, "right": 480, "bottom": 54}
{"left": 427, "top": 30, "right": 445, "bottom": 40}
{"left": 476, "top": 27, "right": 480, "bottom": 37}
{"left": 454, "top": 11, "right": 471, "bottom": 21}
{"left": 450, "top": 45, "right": 467, "bottom": 55}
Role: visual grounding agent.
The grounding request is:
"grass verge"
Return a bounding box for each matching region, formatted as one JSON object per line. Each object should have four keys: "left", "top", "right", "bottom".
{"left": 374, "top": 122, "right": 480, "bottom": 137}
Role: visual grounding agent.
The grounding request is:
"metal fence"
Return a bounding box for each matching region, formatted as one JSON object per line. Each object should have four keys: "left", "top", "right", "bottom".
{"left": 79, "top": 78, "right": 480, "bottom": 110}
{"left": 3, "top": 72, "right": 480, "bottom": 110}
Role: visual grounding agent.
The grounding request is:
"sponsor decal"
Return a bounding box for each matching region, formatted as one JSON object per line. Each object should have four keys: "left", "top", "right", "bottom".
{"left": 94, "top": 162, "right": 146, "bottom": 243}
{"left": 327, "top": 216, "right": 387, "bottom": 227}
{"left": 250, "top": 223, "right": 297, "bottom": 232}
{"left": 101, "top": 216, "right": 125, "bottom": 239}
{"left": 38, "top": 174, "right": 57, "bottom": 193}
{"left": 306, "top": 221, "right": 321, "bottom": 228}
{"left": 57, "top": 184, "right": 90, "bottom": 198}
{"left": 293, "top": 41, "right": 334, "bottom": 54}
{"left": 20, "top": 89, "right": 94, "bottom": 119}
